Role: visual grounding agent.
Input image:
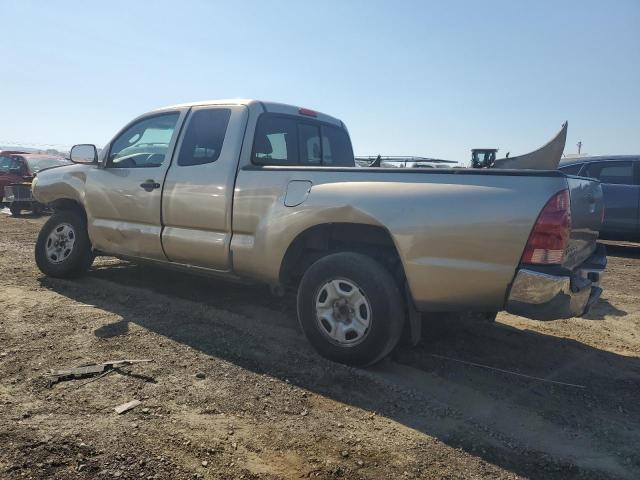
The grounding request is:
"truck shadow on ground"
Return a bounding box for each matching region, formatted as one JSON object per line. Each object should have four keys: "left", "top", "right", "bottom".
{"left": 582, "top": 297, "right": 627, "bottom": 320}
{"left": 41, "top": 260, "right": 640, "bottom": 480}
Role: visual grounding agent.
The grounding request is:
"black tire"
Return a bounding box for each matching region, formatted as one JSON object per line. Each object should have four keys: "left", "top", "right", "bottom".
{"left": 31, "top": 202, "right": 44, "bottom": 216}
{"left": 9, "top": 204, "right": 21, "bottom": 217}
{"left": 35, "top": 210, "right": 94, "bottom": 278}
{"left": 297, "top": 252, "right": 405, "bottom": 366}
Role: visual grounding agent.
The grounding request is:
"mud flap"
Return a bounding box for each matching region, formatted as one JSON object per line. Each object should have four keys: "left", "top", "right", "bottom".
{"left": 402, "top": 282, "right": 422, "bottom": 346}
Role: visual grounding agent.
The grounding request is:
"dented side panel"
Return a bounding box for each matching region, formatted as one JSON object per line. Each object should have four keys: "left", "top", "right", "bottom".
{"left": 32, "top": 163, "right": 89, "bottom": 207}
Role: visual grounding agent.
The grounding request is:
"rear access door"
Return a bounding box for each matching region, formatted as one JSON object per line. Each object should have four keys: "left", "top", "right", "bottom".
{"left": 161, "top": 105, "right": 248, "bottom": 270}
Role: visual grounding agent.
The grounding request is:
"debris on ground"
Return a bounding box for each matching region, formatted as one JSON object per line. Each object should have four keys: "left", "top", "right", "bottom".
{"left": 45, "top": 359, "right": 153, "bottom": 387}
{"left": 114, "top": 399, "right": 142, "bottom": 414}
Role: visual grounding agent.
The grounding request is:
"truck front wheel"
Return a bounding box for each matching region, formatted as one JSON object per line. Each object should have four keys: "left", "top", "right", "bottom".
{"left": 35, "top": 210, "right": 94, "bottom": 278}
{"left": 297, "top": 252, "right": 405, "bottom": 366}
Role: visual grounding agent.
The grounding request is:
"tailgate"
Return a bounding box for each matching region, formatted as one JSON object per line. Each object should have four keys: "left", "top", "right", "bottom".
{"left": 564, "top": 176, "right": 604, "bottom": 270}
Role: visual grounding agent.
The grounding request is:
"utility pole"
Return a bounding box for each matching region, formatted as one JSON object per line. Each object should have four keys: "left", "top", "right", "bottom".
{"left": 577, "top": 141, "right": 582, "bottom": 155}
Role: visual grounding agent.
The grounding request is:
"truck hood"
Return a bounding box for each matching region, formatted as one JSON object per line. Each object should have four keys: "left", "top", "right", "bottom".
{"left": 493, "top": 122, "right": 568, "bottom": 170}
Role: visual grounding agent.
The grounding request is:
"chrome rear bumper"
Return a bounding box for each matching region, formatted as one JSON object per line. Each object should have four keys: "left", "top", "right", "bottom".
{"left": 506, "top": 245, "right": 606, "bottom": 320}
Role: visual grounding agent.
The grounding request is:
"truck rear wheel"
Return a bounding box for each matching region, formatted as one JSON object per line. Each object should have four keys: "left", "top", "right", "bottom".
{"left": 297, "top": 252, "right": 405, "bottom": 366}
{"left": 35, "top": 210, "right": 94, "bottom": 278}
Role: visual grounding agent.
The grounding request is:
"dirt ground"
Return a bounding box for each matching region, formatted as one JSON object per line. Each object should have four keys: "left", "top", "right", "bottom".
{"left": 0, "top": 212, "right": 638, "bottom": 480}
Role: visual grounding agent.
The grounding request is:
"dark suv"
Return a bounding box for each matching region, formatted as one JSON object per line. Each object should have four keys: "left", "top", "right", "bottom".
{"left": 0, "top": 153, "right": 71, "bottom": 213}
{"left": 559, "top": 155, "right": 639, "bottom": 241}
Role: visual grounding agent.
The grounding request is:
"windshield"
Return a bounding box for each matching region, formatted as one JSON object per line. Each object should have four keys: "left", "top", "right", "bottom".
{"left": 25, "top": 157, "right": 71, "bottom": 173}
{"left": 0, "top": 155, "right": 21, "bottom": 172}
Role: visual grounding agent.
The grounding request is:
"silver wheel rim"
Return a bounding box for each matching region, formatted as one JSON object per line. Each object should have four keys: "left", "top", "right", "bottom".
{"left": 45, "top": 223, "right": 76, "bottom": 264}
{"left": 314, "top": 278, "right": 372, "bottom": 346}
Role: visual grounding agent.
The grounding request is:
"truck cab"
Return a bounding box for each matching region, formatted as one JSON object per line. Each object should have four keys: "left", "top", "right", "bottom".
{"left": 53, "top": 101, "right": 353, "bottom": 269}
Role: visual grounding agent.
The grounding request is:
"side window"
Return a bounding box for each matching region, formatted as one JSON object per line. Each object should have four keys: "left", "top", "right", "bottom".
{"left": 252, "top": 116, "right": 298, "bottom": 165}
{"left": 177, "top": 109, "right": 231, "bottom": 166}
{"left": 108, "top": 112, "right": 180, "bottom": 168}
{"left": 582, "top": 161, "right": 634, "bottom": 185}
{"left": 321, "top": 125, "right": 354, "bottom": 167}
{"left": 559, "top": 164, "right": 582, "bottom": 175}
{"left": 298, "top": 124, "right": 322, "bottom": 165}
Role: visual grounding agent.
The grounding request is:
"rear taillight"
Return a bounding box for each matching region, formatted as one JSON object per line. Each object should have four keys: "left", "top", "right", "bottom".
{"left": 521, "top": 189, "right": 571, "bottom": 265}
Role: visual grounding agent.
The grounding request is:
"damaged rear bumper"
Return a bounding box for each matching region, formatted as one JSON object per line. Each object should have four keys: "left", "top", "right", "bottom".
{"left": 506, "top": 244, "right": 607, "bottom": 320}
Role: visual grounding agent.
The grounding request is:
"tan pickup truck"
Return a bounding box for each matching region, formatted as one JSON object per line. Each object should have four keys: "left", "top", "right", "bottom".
{"left": 32, "top": 99, "right": 607, "bottom": 365}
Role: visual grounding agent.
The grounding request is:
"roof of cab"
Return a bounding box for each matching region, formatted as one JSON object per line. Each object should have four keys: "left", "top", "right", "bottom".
{"left": 155, "top": 99, "right": 345, "bottom": 127}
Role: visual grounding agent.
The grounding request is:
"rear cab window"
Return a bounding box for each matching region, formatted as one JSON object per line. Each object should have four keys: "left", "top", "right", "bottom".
{"left": 321, "top": 125, "right": 353, "bottom": 166}
{"left": 252, "top": 114, "right": 354, "bottom": 167}
{"left": 298, "top": 124, "right": 322, "bottom": 165}
{"left": 253, "top": 116, "right": 299, "bottom": 165}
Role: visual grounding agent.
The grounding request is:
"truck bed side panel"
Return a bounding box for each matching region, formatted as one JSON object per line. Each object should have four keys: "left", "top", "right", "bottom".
{"left": 232, "top": 168, "right": 568, "bottom": 312}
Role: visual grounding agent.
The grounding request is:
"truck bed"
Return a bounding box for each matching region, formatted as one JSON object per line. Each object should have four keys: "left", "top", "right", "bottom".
{"left": 233, "top": 166, "right": 603, "bottom": 312}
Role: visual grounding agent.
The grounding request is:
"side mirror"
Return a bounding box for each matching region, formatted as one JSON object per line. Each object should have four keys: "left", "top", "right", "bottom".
{"left": 70, "top": 144, "right": 98, "bottom": 164}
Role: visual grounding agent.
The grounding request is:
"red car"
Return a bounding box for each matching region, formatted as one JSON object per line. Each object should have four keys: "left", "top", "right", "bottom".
{"left": 0, "top": 153, "right": 71, "bottom": 214}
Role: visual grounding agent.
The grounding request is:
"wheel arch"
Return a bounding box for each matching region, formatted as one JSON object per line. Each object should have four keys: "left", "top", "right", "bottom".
{"left": 279, "top": 223, "right": 404, "bottom": 284}
{"left": 279, "top": 222, "right": 419, "bottom": 344}
{"left": 49, "top": 198, "right": 87, "bottom": 225}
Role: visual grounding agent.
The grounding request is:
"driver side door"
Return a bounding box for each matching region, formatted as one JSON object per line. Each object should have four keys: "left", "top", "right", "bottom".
{"left": 84, "top": 110, "right": 187, "bottom": 260}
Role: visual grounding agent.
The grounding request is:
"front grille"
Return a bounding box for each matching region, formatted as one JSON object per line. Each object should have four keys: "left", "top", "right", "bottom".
{"left": 4, "top": 184, "right": 33, "bottom": 202}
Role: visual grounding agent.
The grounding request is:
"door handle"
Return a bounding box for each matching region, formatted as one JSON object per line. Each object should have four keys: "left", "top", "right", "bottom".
{"left": 140, "top": 180, "right": 161, "bottom": 192}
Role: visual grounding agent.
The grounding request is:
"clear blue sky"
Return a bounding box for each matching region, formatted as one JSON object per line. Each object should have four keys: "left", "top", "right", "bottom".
{"left": 1, "top": 0, "right": 638, "bottom": 163}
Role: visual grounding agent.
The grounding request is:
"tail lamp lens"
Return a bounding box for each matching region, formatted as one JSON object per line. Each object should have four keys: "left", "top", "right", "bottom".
{"left": 521, "top": 189, "right": 571, "bottom": 265}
